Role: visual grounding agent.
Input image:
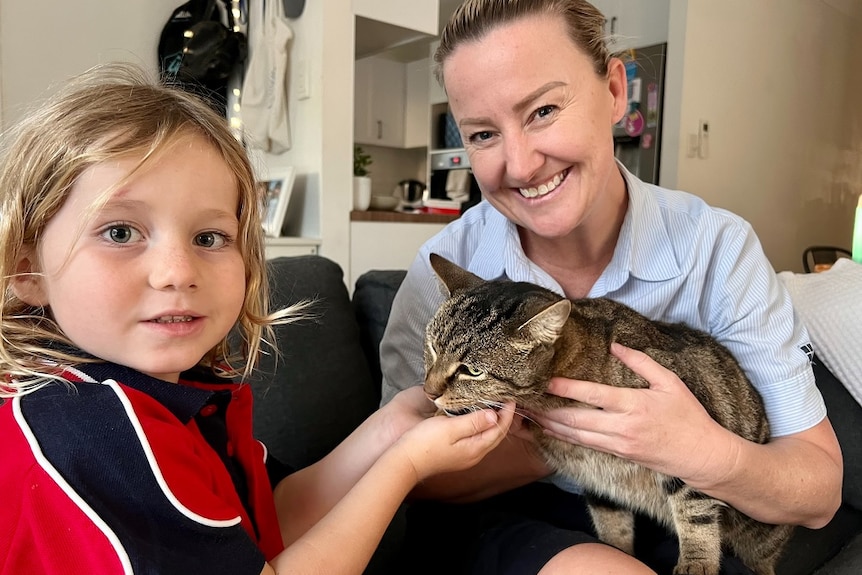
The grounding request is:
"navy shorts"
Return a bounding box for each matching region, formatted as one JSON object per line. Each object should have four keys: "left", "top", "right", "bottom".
{"left": 396, "top": 482, "right": 755, "bottom": 575}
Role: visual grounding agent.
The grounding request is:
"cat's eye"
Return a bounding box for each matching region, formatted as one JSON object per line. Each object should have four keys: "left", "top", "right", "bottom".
{"left": 458, "top": 364, "right": 484, "bottom": 378}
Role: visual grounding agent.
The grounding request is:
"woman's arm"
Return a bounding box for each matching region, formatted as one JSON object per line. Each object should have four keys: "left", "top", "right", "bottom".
{"left": 263, "top": 391, "right": 515, "bottom": 574}
{"left": 535, "top": 344, "right": 842, "bottom": 528}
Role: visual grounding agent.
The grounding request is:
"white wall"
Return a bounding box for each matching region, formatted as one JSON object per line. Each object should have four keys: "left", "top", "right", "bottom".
{"left": 248, "top": 0, "right": 355, "bottom": 275}
{"left": 0, "top": 0, "right": 356, "bottom": 278}
{"left": 1, "top": 0, "right": 179, "bottom": 125}
{"left": 663, "top": 0, "right": 861, "bottom": 272}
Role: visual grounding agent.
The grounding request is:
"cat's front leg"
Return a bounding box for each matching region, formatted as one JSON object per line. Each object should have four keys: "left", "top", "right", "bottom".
{"left": 585, "top": 493, "right": 635, "bottom": 555}
{"left": 668, "top": 489, "right": 723, "bottom": 575}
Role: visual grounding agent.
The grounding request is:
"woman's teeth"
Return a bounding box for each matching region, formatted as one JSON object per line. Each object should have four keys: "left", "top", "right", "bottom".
{"left": 519, "top": 170, "right": 566, "bottom": 198}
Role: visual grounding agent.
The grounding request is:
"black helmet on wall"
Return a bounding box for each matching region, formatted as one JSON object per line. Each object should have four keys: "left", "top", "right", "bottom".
{"left": 158, "top": 0, "right": 247, "bottom": 113}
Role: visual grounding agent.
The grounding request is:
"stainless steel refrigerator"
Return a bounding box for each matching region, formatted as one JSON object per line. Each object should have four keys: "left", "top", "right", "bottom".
{"left": 613, "top": 42, "right": 667, "bottom": 185}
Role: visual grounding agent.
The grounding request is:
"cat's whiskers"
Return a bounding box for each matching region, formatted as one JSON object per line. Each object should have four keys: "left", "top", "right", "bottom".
{"left": 514, "top": 407, "right": 541, "bottom": 427}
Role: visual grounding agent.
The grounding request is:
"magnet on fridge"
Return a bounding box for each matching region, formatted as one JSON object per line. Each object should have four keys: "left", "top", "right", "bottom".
{"left": 641, "top": 133, "right": 653, "bottom": 149}
{"left": 625, "top": 58, "right": 637, "bottom": 81}
{"left": 646, "top": 83, "right": 658, "bottom": 126}
{"left": 625, "top": 110, "right": 645, "bottom": 137}
{"left": 628, "top": 77, "right": 642, "bottom": 105}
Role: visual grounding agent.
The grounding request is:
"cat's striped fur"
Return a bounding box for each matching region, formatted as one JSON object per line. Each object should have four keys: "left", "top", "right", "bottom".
{"left": 422, "top": 253, "right": 792, "bottom": 575}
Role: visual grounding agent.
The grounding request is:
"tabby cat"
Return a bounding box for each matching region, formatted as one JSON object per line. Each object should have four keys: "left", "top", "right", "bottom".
{"left": 422, "top": 253, "right": 793, "bottom": 575}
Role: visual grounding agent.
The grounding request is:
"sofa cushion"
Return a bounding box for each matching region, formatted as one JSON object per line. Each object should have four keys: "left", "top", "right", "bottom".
{"left": 248, "top": 256, "right": 379, "bottom": 471}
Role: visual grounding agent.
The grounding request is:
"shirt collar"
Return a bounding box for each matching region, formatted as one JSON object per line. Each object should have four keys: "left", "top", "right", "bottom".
{"left": 71, "top": 361, "right": 236, "bottom": 424}
{"left": 472, "top": 207, "right": 527, "bottom": 281}
{"left": 616, "top": 163, "right": 682, "bottom": 283}
{"left": 468, "top": 162, "right": 681, "bottom": 292}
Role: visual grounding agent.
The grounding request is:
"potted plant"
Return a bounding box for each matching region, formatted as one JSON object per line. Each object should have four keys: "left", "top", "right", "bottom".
{"left": 353, "top": 145, "right": 373, "bottom": 210}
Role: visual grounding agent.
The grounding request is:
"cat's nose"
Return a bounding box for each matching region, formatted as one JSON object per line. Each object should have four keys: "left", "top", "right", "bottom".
{"left": 424, "top": 390, "right": 440, "bottom": 401}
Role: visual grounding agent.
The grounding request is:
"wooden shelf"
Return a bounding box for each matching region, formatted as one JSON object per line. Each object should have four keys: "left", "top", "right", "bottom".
{"left": 350, "top": 210, "right": 458, "bottom": 224}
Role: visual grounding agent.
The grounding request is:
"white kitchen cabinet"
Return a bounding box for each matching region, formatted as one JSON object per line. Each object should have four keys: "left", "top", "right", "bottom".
{"left": 404, "top": 59, "right": 431, "bottom": 148}
{"left": 354, "top": 55, "right": 430, "bottom": 149}
{"left": 428, "top": 40, "right": 447, "bottom": 105}
{"left": 353, "top": 0, "right": 438, "bottom": 36}
{"left": 349, "top": 221, "right": 446, "bottom": 289}
{"left": 264, "top": 237, "right": 321, "bottom": 260}
{"left": 354, "top": 56, "right": 406, "bottom": 147}
{"left": 589, "top": 0, "right": 669, "bottom": 51}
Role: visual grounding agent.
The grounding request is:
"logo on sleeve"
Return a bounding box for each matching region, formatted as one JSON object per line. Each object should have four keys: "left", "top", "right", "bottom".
{"left": 800, "top": 342, "right": 814, "bottom": 363}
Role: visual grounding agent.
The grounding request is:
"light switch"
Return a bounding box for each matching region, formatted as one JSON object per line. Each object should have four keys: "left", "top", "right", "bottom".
{"left": 698, "top": 120, "right": 709, "bottom": 159}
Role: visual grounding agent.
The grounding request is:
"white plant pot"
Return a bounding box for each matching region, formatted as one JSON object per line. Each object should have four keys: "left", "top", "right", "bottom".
{"left": 353, "top": 176, "right": 372, "bottom": 211}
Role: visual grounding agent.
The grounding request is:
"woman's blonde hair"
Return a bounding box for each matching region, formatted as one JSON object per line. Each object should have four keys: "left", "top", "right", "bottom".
{"left": 0, "top": 62, "right": 301, "bottom": 397}
{"left": 434, "top": 0, "right": 613, "bottom": 84}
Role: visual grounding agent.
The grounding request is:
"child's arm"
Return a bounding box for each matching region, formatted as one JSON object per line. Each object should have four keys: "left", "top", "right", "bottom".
{"left": 262, "top": 388, "right": 514, "bottom": 574}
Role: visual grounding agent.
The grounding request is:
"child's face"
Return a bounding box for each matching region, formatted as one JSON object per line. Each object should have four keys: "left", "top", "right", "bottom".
{"left": 20, "top": 134, "right": 246, "bottom": 383}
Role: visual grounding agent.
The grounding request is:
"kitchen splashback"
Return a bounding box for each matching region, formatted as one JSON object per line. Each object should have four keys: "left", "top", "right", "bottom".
{"left": 360, "top": 144, "right": 428, "bottom": 198}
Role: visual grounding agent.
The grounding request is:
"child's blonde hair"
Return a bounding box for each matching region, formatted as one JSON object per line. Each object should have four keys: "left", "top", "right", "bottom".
{"left": 0, "top": 63, "right": 300, "bottom": 397}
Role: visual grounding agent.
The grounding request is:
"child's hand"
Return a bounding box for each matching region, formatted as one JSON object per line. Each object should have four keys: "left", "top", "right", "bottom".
{"left": 392, "top": 402, "right": 515, "bottom": 482}
{"left": 378, "top": 386, "right": 438, "bottom": 446}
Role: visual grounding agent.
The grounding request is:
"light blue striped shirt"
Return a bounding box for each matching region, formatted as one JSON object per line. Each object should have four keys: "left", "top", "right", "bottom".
{"left": 380, "top": 166, "right": 826, "bottom": 438}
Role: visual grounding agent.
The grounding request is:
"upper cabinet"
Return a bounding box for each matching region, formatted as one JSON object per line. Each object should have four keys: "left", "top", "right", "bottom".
{"left": 354, "top": 56, "right": 405, "bottom": 147}
{"left": 353, "top": 0, "right": 438, "bottom": 149}
{"left": 354, "top": 0, "right": 439, "bottom": 60}
{"left": 589, "top": 0, "right": 670, "bottom": 51}
{"left": 427, "top": 40, "right": 447, "bottom": 105}
{"left": 354, "top": 0, "right": 438, "bottom": 36}
{"left": 354, "top": 55, "right": 431, "bottom": 149}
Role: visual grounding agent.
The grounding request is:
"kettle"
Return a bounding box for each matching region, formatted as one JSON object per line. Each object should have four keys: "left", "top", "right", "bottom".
{"left": 395, "top": 179, "right": 427, "bottom": 208}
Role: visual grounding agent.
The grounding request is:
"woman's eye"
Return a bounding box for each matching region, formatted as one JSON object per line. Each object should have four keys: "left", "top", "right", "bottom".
{"left": 194, "top": 231, "right": 229, "bottom": 249}
{"left": 101, "top": 225, "right": 141, "bottom": 244}
{"left": 535, "top": 105, "right": 556, "bottom": 119}
{"left": 468, "top": 131, "right": 493, "bottom": 144}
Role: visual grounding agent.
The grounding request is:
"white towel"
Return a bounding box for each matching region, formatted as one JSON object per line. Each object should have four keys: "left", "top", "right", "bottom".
{"left": 445, "top": 169, "right": 471, "bottom": 202}
{"left": 241, "top": 0, "right": 293, "bottom": 153}
{"left": 778, "top": 258, "right": 862, "bottom": 406}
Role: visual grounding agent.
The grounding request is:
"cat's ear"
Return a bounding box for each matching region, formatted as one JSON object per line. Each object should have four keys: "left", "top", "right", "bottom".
{"left": 429, "top": 253, "right": 483, "bottom": 295}
{"left": 519, "top": 299, "right": 571, "bottom": 345}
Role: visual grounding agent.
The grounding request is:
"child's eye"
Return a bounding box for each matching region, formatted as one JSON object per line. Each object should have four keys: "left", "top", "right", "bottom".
{"left": 194, "top": 231, "right": 230, "bottom": 249}
{"left": 101, "top": 224, "right": 141, "bottom": 244}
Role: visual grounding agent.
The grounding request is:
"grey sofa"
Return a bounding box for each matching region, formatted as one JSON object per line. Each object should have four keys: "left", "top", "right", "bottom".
{"left": 250, "top": 255, "right": 862, "bottom": 575}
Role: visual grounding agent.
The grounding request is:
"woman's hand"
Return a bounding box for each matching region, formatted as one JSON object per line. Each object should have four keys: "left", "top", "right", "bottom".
{"left": 528, "top": 342, "right": 734, "bottom": 483}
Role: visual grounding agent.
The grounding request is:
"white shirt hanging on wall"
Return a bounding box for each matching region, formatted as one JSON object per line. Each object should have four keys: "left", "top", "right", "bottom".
{"left": 241, "top": 0, "right": 293, "bottom": 153}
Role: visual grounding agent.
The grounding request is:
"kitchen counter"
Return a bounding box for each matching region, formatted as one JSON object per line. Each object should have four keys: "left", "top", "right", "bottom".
{"left": 350, "top": 209, "right": 459, "bottom": 224}
{"left": 349, "top": 211, "right": 456, "bottom": 288}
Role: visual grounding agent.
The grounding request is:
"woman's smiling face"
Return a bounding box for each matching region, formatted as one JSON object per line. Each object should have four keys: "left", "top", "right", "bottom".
{"left": 443, "top": 14, "right": 628, "bottom": 240}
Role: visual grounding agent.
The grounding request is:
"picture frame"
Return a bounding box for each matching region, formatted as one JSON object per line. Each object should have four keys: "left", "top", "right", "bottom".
{"left": 259, "top": 167, "right": 296, "bottom": 237}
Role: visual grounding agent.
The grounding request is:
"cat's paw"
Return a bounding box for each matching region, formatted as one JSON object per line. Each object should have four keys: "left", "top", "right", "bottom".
{"left": 673, "top": 561, "right": 720, "bottom": 575}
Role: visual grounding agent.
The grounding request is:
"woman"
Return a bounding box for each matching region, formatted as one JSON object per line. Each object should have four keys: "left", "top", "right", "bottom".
{"left": 379, "top": 1, "right": 842, "bottom": 574}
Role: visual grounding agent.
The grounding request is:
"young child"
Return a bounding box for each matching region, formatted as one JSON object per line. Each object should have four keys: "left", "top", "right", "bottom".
{"left": 0, "top": 63, "right": 514, "bottom": 575}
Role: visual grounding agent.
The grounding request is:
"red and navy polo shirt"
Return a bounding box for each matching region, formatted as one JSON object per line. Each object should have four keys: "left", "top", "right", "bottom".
{"left": 0, "top": 361, "right": 285, "bottom": 574}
